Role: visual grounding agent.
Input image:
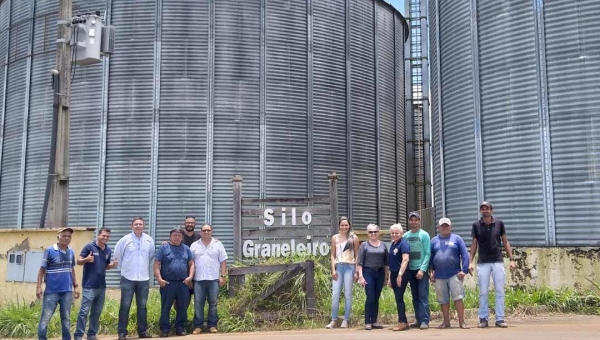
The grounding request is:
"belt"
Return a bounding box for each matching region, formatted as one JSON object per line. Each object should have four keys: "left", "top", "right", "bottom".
{"left": 364, "top": 266, "right": 384, "bottom": 271}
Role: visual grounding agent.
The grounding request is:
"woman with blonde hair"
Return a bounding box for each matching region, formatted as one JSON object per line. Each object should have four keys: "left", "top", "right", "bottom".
{"left": 325, "top": 217, "right": 359, "bottom": 329}
{"left": 388, "top": 223, "right": 410, "bottom": 331}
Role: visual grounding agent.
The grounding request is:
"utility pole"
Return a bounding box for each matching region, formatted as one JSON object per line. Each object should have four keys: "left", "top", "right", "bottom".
{"left": 47, "top": 0, "right": 72, "bottom": 228}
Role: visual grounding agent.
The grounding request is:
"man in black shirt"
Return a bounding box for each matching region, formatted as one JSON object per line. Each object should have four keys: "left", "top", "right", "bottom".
{"left": 468, "top": 201, "right": 516, "bottom": 329}
{"left": 182, "top": 216, "right": 201, "bottom": 247}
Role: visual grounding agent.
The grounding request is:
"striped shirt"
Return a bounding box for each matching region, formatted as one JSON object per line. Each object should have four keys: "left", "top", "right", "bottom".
{"left": 41, "top": 244, "right": 75, "bottom": 293}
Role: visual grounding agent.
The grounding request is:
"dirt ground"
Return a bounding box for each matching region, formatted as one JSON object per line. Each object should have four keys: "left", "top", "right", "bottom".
{"left": 84, "top": 315, "right": 600, "bottom": 340}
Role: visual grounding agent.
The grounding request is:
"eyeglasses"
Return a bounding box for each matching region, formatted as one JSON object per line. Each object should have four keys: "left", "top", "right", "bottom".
{"left": 201, "top": 229, "right": 212, "bottom": 233}
{"left": 390, "top": 232, "right": 401, "bottom": 235}
{"left": 368, "top": 231, "right": 379, "bottom": 234}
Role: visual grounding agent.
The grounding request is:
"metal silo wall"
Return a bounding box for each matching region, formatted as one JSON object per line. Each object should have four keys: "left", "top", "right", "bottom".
{"left": 377, "top": 4, "right": 397, "bottom": 229}
{"left": 349, "top": 0, "right": 377, "bottom": 229}
{"left": 68, "top": 0, "right": 105, "bottom": 227}
{"left": 395, "top": 13, "right": 407, "bottom": 225}
{"left": 0, "top": 0, "right": 30, "bottom": 228}
{"left": 545, "top": 0, "right": 600, "bottom": 245}
{"left": 212, "top": 0, "right": 261, "bottom": 248}
{"left": 312, "top": 0, "right": 348, "bottom": 217}
{"left": 437, "top": 0, "right": 478, "bottom": 238}
{"left": 429, "top": 0, "right": 442, "bottom": 223}
{"left": 154, "top": 0, "right": 208, "bottom": 244}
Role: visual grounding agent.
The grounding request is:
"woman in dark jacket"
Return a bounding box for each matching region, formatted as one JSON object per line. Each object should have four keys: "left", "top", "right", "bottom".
{"left": 388, "top": 223, "right": 410, "bottom": 331}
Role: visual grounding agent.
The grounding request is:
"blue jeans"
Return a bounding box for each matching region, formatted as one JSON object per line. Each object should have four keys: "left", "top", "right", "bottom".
{"left": 331, "top": 263, "right": 355, "bottom": 321}
{"left": 160, "top": 281, "right": 190, "bottom": 332}
{"left": 75, "top": 288, "right": 106, "bottom": 338}
{"left": 362, "top": 267, "right": 385, "bottom": 325}
{"left": 477, "top": 262, "right": 506, "bottom": 321}
{"left": 391, "top": 271, "right": 410, "bottom": 323}
{"left": 118, "top": 277, "right": 150, "bottom": 335}
{"left": 38, "top": 291, "right": 73, "bottom": 340}
{"left": 408, "top": 269, "right": 430, "bottom": 324}
{"left": 194, "top": 280, "right": 219, "bottom": 328}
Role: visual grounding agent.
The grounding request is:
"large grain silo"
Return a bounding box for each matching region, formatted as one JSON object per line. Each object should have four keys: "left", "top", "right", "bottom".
{"left": 429, "top": 0, "right": 600, "bottom": 246}
{"left": 0, "top": 0, "right": 409, "bottom": 279}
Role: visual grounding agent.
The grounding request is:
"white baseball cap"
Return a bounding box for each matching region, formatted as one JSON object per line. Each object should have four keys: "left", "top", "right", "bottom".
{"left": 438, "top": 218, "right": 452, "bottom": 226}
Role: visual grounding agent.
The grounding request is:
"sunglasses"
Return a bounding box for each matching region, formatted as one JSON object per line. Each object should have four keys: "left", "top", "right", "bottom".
{"left": 201, "top": 229, "right": 212, "bottom": 233}
{"left": 368, "top": 231, "right": 379, "bottom": 234}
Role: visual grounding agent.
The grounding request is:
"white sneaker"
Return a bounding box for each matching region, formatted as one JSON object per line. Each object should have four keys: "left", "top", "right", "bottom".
{"left": 340, "top": 320, "right": 349, "bottom": 328}
{"left": 325, "top": 321, "right": 336, "bottom": 329}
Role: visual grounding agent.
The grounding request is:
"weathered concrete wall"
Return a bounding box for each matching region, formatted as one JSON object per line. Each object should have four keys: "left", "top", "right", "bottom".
{"left": 0, "top": 228, "right": 95, "bottom": 304}
{"left": 463, "top": 247, "right": 600, "bottom": 291}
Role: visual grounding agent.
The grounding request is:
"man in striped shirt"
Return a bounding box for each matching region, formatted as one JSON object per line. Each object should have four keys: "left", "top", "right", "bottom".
{"left": 36, "top": 227, "right": 80, "bottom": 340}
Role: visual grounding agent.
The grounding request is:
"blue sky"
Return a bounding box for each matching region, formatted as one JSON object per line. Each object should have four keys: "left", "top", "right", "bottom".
{"left": 388, "top": 0, "right": 406, "bottom": 15}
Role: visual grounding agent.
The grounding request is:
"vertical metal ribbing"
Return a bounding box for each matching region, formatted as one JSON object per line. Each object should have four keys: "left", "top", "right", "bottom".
{"left": 149, "top": 0, "right": 162, "bottom": 242}
{"left": 96, "top": 1, "right": 112, "bottom": 230}
{"left": 403, "top": 0, "right": 414, "bottom": 214}
{"left": 533, "top": 0, "right": 555, "bottom": 246}
{"left": 204, "top": 0, "right": 215, "bottom": 223}
{"left": 0, "top": 0, "right": 12, "bottom": 206}
{"left": 259, "top": 0, "right": 266, "bottom": 201}
{"left": 469, "top": 0, "right": 484, "bottom": 209}
{"left": 17, "top": 0, "right": 36, "bottom": 229}
{"left": 307, "top": 0, "right": 313, "bottom": 199}
{"left": 373, "top": 0, "right": 382, "bottom": 227}
{"left": 435, "top": 0, "right": 446, "bottom": 216}
{"left": 345, "top": 0, "right": 352, "bottom": 221}
{"left": 393, "top": 14, "right": 399, "bottom": 222}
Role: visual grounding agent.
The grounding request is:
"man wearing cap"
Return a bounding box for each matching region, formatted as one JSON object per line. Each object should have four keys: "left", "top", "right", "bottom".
{"left": 469, "top": 201, "right": 516, "bottom": 328}
{"left": 404, "top": 212, "right": 431, "bottom": 330}
{"left": 36, "top": 227, "right": 80, "bottom": 340}
{"left": 114, "top": 217, "right": 155, "bottom": 340}
{"left": 74, "top": 228, "right": 119, "bottom": 340}
{"left": 429, "top": 218, "right": 470, "bottom": 329}
{"left": 154, "top": 228, "right": 195, "bottom": 337}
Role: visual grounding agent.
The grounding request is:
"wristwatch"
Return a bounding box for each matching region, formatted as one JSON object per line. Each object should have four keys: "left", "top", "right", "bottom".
{"left": 220, "top": 274, "right": 226, "bottom": 278}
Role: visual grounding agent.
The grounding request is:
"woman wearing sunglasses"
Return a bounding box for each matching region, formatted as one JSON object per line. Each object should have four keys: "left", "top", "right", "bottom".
{"left": 325, "top": 217, "right": 360, "bottom": 329}
{"left": 388, "top": 223, "right": 410, "bottom": 331}
{"left": 357, "top": 224, "right": 389, "bottom": 330}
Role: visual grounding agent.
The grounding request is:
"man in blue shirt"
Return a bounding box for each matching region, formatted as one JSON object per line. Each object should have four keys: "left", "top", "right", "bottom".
{"left": 154, "top": 228, "right": 195, "bottom": 337}
{"left": 74, "top": 228, "right": 118, "bottom": 340}
{"left": 429, "top": 218, "right": 470, "bottom": 329}
{"left": 36, "top": 227, "right": 80, "bottom": 340}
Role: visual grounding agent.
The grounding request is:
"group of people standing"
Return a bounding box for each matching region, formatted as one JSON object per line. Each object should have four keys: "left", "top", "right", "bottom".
{"left": 35, "top": 216, "right": 228, "bottom": 340}
{"left": 326, "top": 201, "right": 516, "bottom": 331}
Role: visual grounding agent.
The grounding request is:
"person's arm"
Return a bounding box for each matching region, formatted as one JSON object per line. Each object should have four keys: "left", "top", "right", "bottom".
{"left": 36, "top": 267, "right": 46, "bottom": 299}
{"left": 500, "top": 221, "right": 516, "bottom": 271}
{"left": 459, "top": 237, "right": 470, "bottom": 274}
{"left": 353, "top": 235, "right": 360, "bottom": 280}
{"left": 107, "top": 250, "right": 118, "bottom": 270}
{"left": 357, "top": 243, "right": 366, "bottom": 287}
{"left": 77, "top": 245, "right": 93, "bottom": 265}
{"left": 469, "top": 223, "right": 478, "bottom": 275}
{"left": 429, "top": 240, "right": 436, "bottom": 280}
{"left": 420, "top": 233, "right": 431, "bottom": 272}
{"left": 330, "top": 235, "right": 337, "bottom": 280}
{"left": 114, "top": 237, "right": 125, "bottom": 267}
{"left": 384, "top": 245, "right": 390, "bottom": 284}
{"left": 219, "top": 260, "right": 227, "bottom": 287}
{"left": 154, "top": 260, "right": 168, "bottom": 287}
{"left": 71, "top": 250, "right": 80, "bottom": 299}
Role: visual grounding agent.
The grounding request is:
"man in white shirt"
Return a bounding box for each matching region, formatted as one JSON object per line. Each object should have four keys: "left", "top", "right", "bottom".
{"left": 190, "top": 224, "right": 228, "bottom": 334}
{"left": 114, "top": 217, "right": 155, "bottom": 340}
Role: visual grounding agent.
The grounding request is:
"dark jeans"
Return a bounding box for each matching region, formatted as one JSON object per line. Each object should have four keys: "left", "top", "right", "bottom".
{"left": 362, "top": 267, "right": 385, "bottom": 325}
{"left": 390, "top": 271, "right": 410, "bottom": 323}
{"left": 38, "top": 291, "right": 73, "bottom": 340}
{"left": 160, "top": 281, "right": 190, "bottom": 332}
{"left": 408, "top": 269, "right": 430, "bottom": 324}
{"left": 118, "top": 277, "right": 150, "bottom": 335}
{"left": 75, "top": 288, "right": 106, "bottom": 338}
{"left": 193, "top": 280, "right": 219, "bottom": 328}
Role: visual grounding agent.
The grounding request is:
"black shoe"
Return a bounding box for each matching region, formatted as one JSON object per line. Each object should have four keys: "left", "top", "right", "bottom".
{"left": 409, "top": 322, "right": 420, "bottom": 328}
{"left": 118, "top": 334, "right": 126, "bottom": 340}
{"left": 159, "top": 332, "right": 168, "bottom": 338}
{"left": 175, "top": 330, "right": 186, "bottom": 336}
{"left": 478, "top": 319, "right": 489, "bottom": 328}
{"left": 371, "top": 323, "right": 384, "bottom": 329}
{"left": 139, "top": 333, "right": 153, "bottom": 338}
{"left": 495, "top": 320, "right": 508, "bottom": 328}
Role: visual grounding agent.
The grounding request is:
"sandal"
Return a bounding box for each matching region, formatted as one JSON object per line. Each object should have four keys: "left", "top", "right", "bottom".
{"left": 460, "top": 323, "right": 470, "bottom": 329}
{"left": 437, "top": 323, "right": 450, "bottom": 329}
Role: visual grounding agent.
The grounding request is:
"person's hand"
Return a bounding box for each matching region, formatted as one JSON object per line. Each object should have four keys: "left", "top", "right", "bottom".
{"left": 332, "top": 271, "right": 338, "bottom": 281}
{"left": 85, "top": 252, "right": 94, "bottom": 263}
{"left": 36, "top": 286, "right": 42, "bottom": 300}
{"left": 219, "top": 277, "right": 226, "bottom": 287}
{"left": 161, "top": 241, "right": 168, "bottom": 245}
{"left": 416, "top": 270, "right": 424, "bottom": 280}
{"left": 396, "top": 276, "right": 402, "bottom": 287}
{"left": 74, "top": 288, "right": 80, "bottom": 299}
{"left": 429, "top": 272, "right": 435, "bottom": 282}
{"left": 457, "top": 272, "right": 466, "bottom": 280}
{"left": 510, "top": 260, "right": 516, "bottom": 272}
{"left": 158, "top": 278, "right": 169, "bottom": 288}
{"left": 110, "top": 258, "right": 119, "bottom": 268}
{"left": 359, "top": 277, "right": 366, "bottom": 287}
{"left": 468, "top": 263, "right": 475, "bottom": 275}
{"left": 386, "top": 279, "right": 391, "bottom": 288}
{"left": 184, "top": 277, "right": 193, "bottom": 288}
{"left": 354, "top": 272, "right": 359, "bottom": 282}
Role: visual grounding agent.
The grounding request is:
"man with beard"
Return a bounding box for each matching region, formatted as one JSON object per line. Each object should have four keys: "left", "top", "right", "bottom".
{"left": 182, "top": 216, "right": 201, "bottom": 247}
{"left": 469, "top": 201, "right": 516, "bottom": 329}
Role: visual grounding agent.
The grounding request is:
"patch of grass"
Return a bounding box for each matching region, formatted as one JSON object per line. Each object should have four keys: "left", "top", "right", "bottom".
{"left": 1, "top": 254, "right": 598, "bottom": 337}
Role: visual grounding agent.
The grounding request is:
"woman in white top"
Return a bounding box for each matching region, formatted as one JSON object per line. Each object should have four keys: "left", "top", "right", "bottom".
{"left": 325, "top": 216, "right": 360, "bottom": 329}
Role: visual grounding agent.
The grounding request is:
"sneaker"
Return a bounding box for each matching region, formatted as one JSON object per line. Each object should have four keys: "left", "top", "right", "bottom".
{"left": 495, "top": 320, "right": 508, "bottom": 328}
{"left": 209, "top": 327, "right": 218, "bottom": 333}
{"left": 192, "top": 328, "right": 202, "bottom": 335}
{"left": 420, "top": 322, "right": 429, "bottom": 330}
{"left": 159, "top": 331, "right": 169, "bottom": 338}
{"left": 365, "top": 324, "right": 372, "bottom": 330}
{"left": 175, "top": 330, "right": 186, "bottom": 336}
{"left": 325, "top": 321, "right": 336, "bottom": 329}
{"left": 117, "top": 334, "right": 126, "bottom": 340}
{"left": 139, "top": 333, "right": 153, "bottom": 339}
{"left": 409, "top": 322, "right": 420, "bottom": 328}
{"left": 478, "top": 318, "right": 489, "bottom": 328}
{"left": 372, "top": 323, "right": 384, "bottom": 329}
{"left": 340, "top": 320, "right": 349, "bottom": 328}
